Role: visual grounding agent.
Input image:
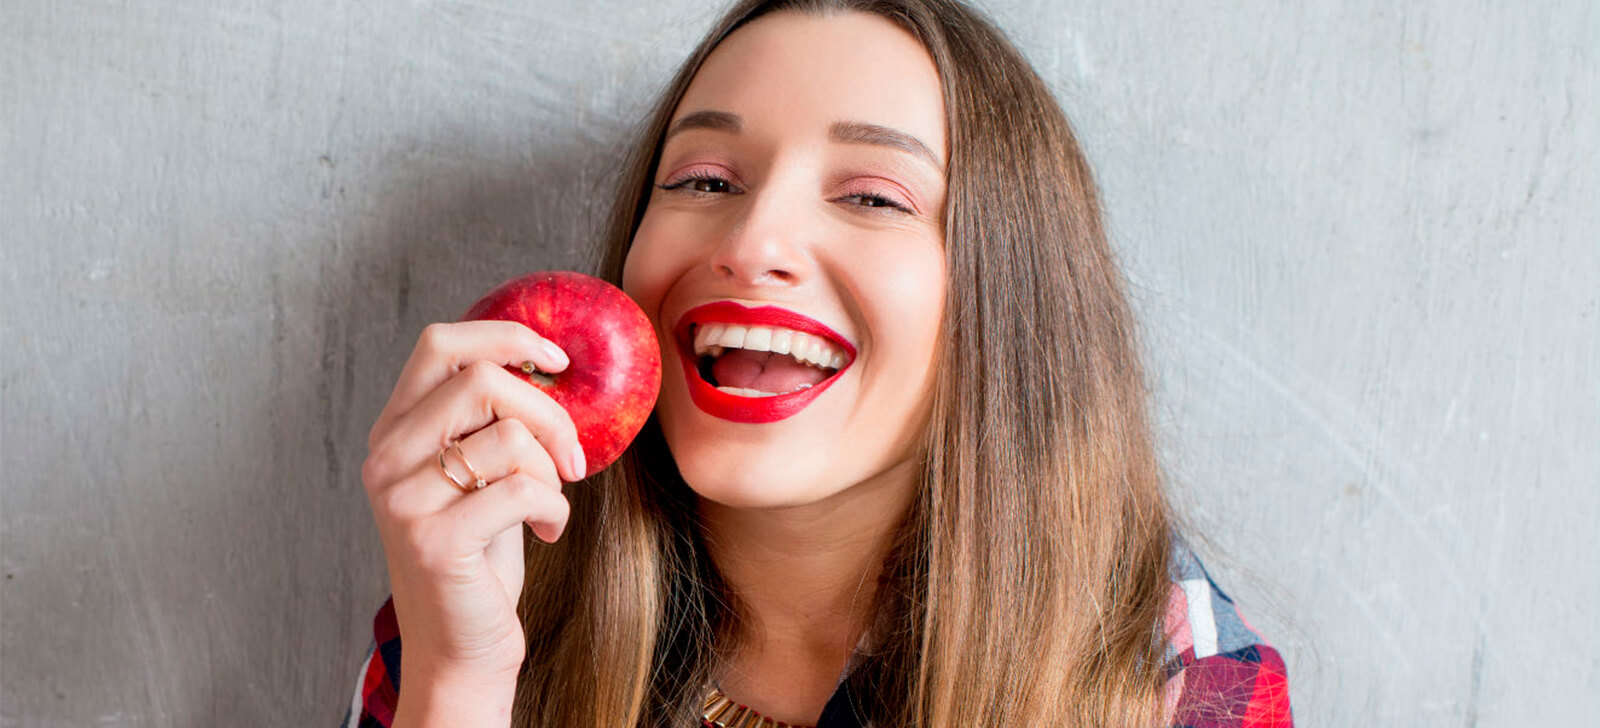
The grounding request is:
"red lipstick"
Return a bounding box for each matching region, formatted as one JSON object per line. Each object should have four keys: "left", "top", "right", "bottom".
{"left": 673, "top": 301, "right": 856, "bottom": 423}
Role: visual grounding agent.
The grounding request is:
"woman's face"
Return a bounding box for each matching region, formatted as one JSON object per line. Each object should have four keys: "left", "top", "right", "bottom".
{"left": 623, "top": 10, "right": 947, "bottom": 510}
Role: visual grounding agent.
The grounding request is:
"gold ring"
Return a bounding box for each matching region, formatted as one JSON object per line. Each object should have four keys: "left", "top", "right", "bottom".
{"left": 450, "top": 442, "right": 488, "bottom": 490}
{"left": 436, "top": 442, "right": 486, "bottom": 492}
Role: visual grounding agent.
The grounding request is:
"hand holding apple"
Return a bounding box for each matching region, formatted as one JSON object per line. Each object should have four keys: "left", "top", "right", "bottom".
{"left": 461, "top": 271, "right": 662, "bottom": 475}
{"left": 356, "top": 271, "right": 659, "bottom": 710}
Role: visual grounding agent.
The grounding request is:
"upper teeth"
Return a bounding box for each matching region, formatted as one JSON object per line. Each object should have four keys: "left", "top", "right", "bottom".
{"left": 692, "top": 323, "right": 848, "bottom": 370}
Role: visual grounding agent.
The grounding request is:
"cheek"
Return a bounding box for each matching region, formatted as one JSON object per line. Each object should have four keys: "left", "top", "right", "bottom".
{"left": 864, "top": 245, "right": 946, "bottom": 360}
{"left": 621, "top": 216, "right": 676, "bottom": 324}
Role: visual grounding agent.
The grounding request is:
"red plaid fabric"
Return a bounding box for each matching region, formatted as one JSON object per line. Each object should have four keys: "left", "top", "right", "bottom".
{"left": 341, "top": 549, "right": 1291, "bottom": 727}
{"left": 1160, "top": 547, "right": 1293, "bottom": 727}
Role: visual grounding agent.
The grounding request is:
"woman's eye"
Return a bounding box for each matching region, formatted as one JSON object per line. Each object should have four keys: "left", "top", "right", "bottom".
{"left": 659, "top": 174, "right": 736, "bottom": 195}
{"left": 690, "top": 178, "right": 731, "bottom": 194}
{"left": 842, "top": 193, "right": 911, "bottom": 213}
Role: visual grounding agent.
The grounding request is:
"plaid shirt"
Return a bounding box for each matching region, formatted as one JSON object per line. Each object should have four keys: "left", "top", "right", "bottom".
{"left": 341, "top": 548, "right": 1291, "bottom": 727}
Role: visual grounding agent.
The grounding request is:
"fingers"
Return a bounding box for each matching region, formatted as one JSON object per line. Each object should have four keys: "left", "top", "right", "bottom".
{"left": 441, "top": 473, "right": 572, "bottom": 546}
{"left": 371, "top": 359, "right": 586, "bottom": 487}
{"left": 377, "top": 470, "right": 570, "bottom": 579}
{"left": 440, "top": 418, "right": 561, "bottom": 493}
{"left": 376, "top": 321, "right": 571, "bottom": 441}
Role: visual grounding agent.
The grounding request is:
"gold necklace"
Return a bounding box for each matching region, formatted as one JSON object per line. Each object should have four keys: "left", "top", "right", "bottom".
{"left": 700, "top": 685, "right": 816, "bottom": 728}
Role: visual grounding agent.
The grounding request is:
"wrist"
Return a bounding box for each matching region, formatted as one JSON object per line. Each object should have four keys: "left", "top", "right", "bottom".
{"left": 392, "top": 658, "right": 520, "bottom": 728}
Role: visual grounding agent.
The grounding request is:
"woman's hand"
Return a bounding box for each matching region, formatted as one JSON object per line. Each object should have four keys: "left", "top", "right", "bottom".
{"left": 362, "top": 320, "right": 586, "bottom": 683}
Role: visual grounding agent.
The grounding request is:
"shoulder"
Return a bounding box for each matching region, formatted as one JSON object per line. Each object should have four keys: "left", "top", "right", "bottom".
{"left": 1160, "top": 544, "right": 1294, "bottom": 728}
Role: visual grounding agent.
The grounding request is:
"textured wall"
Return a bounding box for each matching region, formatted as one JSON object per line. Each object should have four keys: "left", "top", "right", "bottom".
{"left": 2, "top": 0, "right": 1595, "bottom": 725}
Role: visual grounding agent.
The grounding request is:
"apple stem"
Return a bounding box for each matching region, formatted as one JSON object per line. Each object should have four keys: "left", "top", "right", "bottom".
{"left": 519, "top": 361, "right": 557, "bottom": 387}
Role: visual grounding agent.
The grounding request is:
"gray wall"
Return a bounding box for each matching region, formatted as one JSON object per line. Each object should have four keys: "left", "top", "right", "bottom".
{"left": 3, "top": 0, "right": 1594, "bottom": 725}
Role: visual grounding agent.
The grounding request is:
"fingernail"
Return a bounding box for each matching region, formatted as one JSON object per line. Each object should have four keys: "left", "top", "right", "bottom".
{"left": 570, "top": 446, "right": 587, "bottom": 481}
{"left": 541, "top": 340, "right": 570, "bottom": 370}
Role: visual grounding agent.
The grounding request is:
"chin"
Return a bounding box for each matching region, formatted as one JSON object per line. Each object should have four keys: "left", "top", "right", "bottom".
{"left": 653, "top": 366, "right": 829, "bottom": 509}
{"left": 667, "top": 439, "right": 835, "bottom": 510}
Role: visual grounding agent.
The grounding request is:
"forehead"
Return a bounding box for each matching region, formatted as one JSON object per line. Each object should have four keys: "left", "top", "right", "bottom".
{"left": 675, "top": 10, "right": 947, "bottom": 161}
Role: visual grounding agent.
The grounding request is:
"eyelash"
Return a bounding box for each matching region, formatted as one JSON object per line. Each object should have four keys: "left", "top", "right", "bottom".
{"left": 841, "top": 191, "right": 913, "bottom": 214}
{"left": 657, "top": 171, "right": 913, "bottom": 214}
{"left": 657, "top": 171, "right": 736, "bottom": 196}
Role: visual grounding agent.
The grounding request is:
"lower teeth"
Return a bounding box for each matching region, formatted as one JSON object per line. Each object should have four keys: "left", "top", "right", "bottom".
{"left": 716, "top": 386, "right": 776, "bottom": 397}
{"left": 715, "top": 383, "right": 813, "bottom": 398}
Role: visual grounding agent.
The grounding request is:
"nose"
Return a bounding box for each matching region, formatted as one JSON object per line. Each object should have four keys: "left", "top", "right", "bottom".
{"left": 707, "top": 187, "right": 812, "bottom": 288}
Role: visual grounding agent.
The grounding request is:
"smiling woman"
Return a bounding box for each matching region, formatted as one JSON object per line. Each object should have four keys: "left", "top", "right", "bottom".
{"left": 346, "top": 1, "right": 1291, "bottom": 727}
{"left": 623, "top": 11, "right": 947, "bottom": 517}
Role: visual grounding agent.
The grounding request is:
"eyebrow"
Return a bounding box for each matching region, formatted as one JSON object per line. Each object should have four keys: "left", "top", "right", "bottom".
{"left": 829, "top": 120, "right": 943, "bottom": 170}
{"left": 663, "top": 110, "right": 943, "bottom": 171}
{"left": 665, "top": 109, "right": 742, "bottom": 139}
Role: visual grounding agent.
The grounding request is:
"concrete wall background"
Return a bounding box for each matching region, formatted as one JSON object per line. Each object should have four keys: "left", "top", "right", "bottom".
{"left": 3, "top": 0, "right": 1594, "bottom": 725}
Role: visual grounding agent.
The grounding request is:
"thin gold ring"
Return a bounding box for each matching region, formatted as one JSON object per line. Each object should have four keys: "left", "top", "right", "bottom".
{"left": 449, "top": 442, "right": 488, "bottom": 490}
{"left": 436, "top": 442, "right": 485, "bottom": 492}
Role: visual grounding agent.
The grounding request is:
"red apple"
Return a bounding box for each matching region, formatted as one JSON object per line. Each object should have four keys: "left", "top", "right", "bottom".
{"left": 461, "top": 271, "right": 661, "bottom": 475}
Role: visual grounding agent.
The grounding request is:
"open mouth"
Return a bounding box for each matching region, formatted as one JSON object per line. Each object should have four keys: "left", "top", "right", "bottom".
{"left": 689, "top": 322, "right": 848, "bottom": 396}
{"left": 673, "top": 301, "right": 856, "bottom": 423}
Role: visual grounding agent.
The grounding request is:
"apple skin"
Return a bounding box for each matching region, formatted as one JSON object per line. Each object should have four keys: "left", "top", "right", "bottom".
{"left": 461, "top": 271, "right": 661, "bottom": 475}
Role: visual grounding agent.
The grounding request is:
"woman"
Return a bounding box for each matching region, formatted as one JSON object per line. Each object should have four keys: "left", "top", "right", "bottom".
{"left": 345, "top": 1, "right": 1292, "bottom": 726}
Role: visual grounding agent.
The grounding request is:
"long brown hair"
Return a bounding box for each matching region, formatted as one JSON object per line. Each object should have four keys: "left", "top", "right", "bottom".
{"left": 512, "top": 1, "right": 1177, "bottom": 725}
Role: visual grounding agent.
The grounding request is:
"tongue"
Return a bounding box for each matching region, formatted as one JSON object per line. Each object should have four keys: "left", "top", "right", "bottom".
{"left": 711, "top": 349, "right": 830, "bottom": 393}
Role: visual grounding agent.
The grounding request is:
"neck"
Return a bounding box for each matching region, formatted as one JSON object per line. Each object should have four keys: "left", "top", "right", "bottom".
{"left": 697, "top": 458, "right": 917, "bottom": 720}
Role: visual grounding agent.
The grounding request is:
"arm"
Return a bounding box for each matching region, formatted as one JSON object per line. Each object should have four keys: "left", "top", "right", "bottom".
{"left": 347, "top": 597, "right": 522, "bottom": 728}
